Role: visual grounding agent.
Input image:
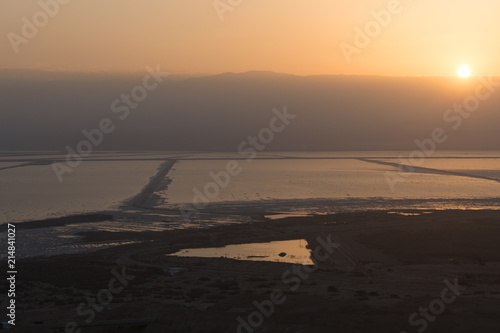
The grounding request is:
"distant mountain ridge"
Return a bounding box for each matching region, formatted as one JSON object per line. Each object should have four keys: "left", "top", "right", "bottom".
{"left": 1, "top": 71, "right": 499, "bottom": 151}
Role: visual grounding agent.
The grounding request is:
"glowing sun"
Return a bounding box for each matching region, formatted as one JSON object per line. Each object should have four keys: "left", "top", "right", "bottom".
{"left": 457, "top": 65, "right": 471, "bottom": 78}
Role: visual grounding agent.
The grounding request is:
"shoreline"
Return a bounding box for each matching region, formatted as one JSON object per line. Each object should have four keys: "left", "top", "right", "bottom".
{"left": 6, "top": 196, "right": 500, "bottom": 229}
{"left": 10, "top": 213, "right": 114, "bottom": 230}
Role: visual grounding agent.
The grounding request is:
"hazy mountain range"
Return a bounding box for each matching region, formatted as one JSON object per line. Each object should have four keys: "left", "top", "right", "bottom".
{"left": 1, "top": 70, "right": 499, "bottom": 151}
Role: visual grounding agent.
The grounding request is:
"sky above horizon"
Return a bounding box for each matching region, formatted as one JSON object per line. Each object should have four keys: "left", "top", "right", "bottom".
{"left": 1, "top": 0, "right": 499, "bottom": 76}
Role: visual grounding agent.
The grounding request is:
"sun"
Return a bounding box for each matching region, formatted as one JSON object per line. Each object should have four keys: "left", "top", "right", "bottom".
{"left": 457, "top": 65, "right": 471, "bottom": 78}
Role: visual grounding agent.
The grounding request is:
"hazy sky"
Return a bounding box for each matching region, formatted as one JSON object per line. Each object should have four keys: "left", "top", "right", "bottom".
{"left": 1, "top": 0, "right": 499, "bottom": 76}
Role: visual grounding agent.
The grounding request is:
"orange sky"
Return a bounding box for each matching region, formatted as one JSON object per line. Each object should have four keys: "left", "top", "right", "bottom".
{"left": 1, "top": 0, "right": 499, "bottom": 76}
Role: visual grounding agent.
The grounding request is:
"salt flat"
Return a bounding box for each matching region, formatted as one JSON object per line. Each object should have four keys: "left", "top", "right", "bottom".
{"left": 0, "top": 159, "right": 163, "bottom": 223}
{"left": 2, "top": 151, "right": 500, "bottom": 225}
{"left": 161, "top": 152, "right": 500, "bottom": 207}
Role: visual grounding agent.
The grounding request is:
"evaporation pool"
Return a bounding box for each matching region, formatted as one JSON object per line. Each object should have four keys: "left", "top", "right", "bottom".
{"left": 167, "top": 239, "right": 313, "bottom": 265}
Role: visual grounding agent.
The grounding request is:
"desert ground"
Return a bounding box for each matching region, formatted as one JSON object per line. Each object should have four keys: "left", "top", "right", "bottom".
{"left": 5, "top": 209, "right": 500, "bottom": 332}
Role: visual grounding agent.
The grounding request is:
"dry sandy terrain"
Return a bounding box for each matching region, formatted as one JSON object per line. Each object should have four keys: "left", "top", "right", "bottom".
{"left": 5, "top": 209, "right": 500, "bottom": 332}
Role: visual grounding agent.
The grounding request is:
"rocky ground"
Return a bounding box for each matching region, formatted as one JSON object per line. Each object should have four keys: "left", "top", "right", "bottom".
{"left": 4, "top": 209, "right": 500, "bottom": 332}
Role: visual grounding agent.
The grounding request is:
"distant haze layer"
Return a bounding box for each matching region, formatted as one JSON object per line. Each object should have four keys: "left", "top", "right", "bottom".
{"left": 1, "top": 71, "right": 499, "bottom": 151}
